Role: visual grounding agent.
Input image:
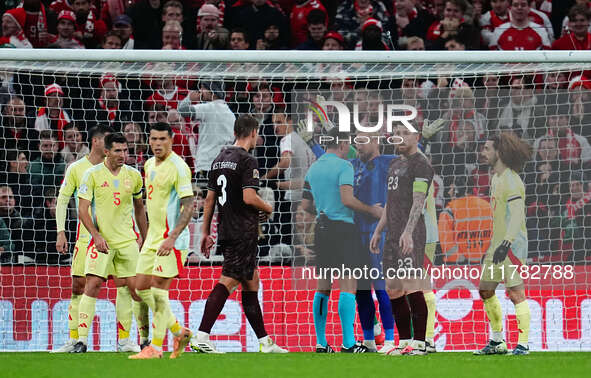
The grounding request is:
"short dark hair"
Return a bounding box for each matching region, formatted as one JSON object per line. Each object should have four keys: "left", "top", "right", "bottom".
{"left": 44, "top": 186, "right": 57, "bottom": 199}
{"left": 150, "top": 122, "right": 173, "bottom": 136}
{"left": 63, "top": 123, "right": 78, "bottom": 132}
{"left": 5, "top": 149, "right": 26, "bottom": 162}
{"left": 88, "top": 124, "right": 112, "bottom": 145}
{"left": 231, "top": 27, "right": 249, "bottom": 42}
{"left": 103, "top": 30, "right": 122, "bottom": 42}
{"left": 39, "top": 130, "right": 56, "bottom": 140}
{"left": 307, "top": 9, "right": 326, "bottom": 25}
{"left": 104, "top": 132, "right": 127, "bottom": 150}
{"left": 569, "top": 4, "right": 590, "bottom": 21}
{"left": 447, "top": 0, "right": 468, "bottom": 13}
{"left": 234, "top": 114, "right": 259, "bottom": 138}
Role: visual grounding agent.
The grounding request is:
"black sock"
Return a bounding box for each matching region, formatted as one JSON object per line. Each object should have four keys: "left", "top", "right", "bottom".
{"left": 199, "top": 283, "right": 230, "bottom": 333}
{"left": 242, "top": 291, "right": 267, "bottom": 339}
{"left": 390, "top": 296, "right": 412, "bottom": 340}
{"left": 407, "top": 292, "right": 428, "bottom": 342}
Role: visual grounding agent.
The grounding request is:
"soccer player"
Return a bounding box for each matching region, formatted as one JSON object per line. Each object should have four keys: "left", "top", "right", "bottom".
{"left": 423, "top": 184, "right": 438, "bottom": 353}
{"left": 474, "top": 132, "right": 531, "bottom": 355}
{"left": 71, "top": 132, "right": 148, "bottom": 353}
{"left": 191, "top": 115, "right": 287, "bottom": 354}
{"left": 53, "top": 125, "right": 147, "bottom": 353}
{"left": 129, "top": 122, "right": 195, "bottom": 360}
{"left": 370, "top": 124, "right": 434, "bottom": 356}
{"left": 350, "top": 132, "right": 395, "bottom": 353}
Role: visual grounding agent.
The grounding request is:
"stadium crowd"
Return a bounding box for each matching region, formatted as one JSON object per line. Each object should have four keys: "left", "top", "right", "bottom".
{"left": 0, "top": 0, "right": 590, "bottom": 267}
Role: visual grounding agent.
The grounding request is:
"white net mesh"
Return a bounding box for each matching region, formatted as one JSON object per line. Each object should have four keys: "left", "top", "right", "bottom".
{"left": 0, "top": 51, "right": 590, "bottom": 352}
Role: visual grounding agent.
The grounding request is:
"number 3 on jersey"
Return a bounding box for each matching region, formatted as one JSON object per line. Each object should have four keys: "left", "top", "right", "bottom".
{"left": 218, "top": 174, "right": 227, "bottom": 205}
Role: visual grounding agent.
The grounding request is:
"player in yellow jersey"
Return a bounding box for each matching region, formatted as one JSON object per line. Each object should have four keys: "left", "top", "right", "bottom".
{"left": 53, "top": 125, "right": 147, "bottom": 353}
{"left": 475, "top": 132, "right": 532, "bottom": 356}
{"left": 130, "top": 122, "right": 194, "bottom": 360}
{"left": 71, "top": 133, "right": 148, "bottom": 353}
{"left": 423, "top": 183, "right": 438, "bottom": 353}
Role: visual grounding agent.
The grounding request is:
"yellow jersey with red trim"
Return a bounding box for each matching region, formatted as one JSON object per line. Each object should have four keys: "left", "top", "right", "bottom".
{"left": 143, "top": 152, "right": 193, "bottom": 251}
{"left": 78, "top": 163, "right": 143, "bottom": 248}
{"left": 59, "top": 156, "right": 94, "bottom": 242}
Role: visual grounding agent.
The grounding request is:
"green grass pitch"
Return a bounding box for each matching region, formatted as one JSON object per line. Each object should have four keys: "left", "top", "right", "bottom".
{"left": 3, "top": 352, "right": 590, "bottom": 378}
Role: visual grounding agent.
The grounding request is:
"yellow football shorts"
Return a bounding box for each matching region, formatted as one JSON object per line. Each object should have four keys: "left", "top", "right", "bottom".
{"left": 85, "top": 240, "right": 139, "bottom": 279}
{"left": 71, "top": 237, "right": 90, "bottom": 277}
{"left": 480, "top": 243, "right": 527, "bottom": 288}
{"left": 136, "top": 246, "right": 188, "bottom": 278}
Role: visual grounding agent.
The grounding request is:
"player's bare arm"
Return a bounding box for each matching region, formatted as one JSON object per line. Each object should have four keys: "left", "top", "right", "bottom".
{"left": 157, "top": 195, "right": 195, "bottom": 256}
{"left": 262, "top": 151, "right": 292, "bottom": 181}
{"left": 400, "top": 192, "right": 426, "bottom": 255}
{"left": 340, "top": 185, "right": 383, "bottom": 219}
{"left": 277, "top": 178, "right": 304, "bottom": 191}
{"left": 133, "top": 197, "right": 148, "bottom": 249}
{"left": 200, "top": 190, "right": 217, "bottom": 258}
{"left": 78, "top": 198, "right": 109, "bottom": 253}
{"left": 243, "top": 188, "right": 273, "bottom": 214}
{"left": 370, "top": 203, "right": 388, "bottom": 254}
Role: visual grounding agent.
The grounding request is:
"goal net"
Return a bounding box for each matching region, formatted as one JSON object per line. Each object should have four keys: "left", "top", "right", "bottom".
{"left": 0, "top": 50, "right": 590, "bottom": 352}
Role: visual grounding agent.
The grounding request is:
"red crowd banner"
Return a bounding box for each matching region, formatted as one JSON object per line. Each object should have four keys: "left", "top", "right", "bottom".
{"left": 1, "top": 266, "right": 590, "bottom": 352}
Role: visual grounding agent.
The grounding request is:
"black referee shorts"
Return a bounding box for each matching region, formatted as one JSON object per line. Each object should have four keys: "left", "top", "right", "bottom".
{"left": 313, "top": 214, "right": 370, "bottom": 283}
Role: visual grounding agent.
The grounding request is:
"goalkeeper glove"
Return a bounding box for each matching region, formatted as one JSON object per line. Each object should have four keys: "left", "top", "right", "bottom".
{"left": 422, "top": 118, "right": 446, "bottom": 139}
{"left": 492, "top": 240, "right": 511, "bottom": 264}
{"left": 296, "top": 120, "right": 315, "bottom": 146}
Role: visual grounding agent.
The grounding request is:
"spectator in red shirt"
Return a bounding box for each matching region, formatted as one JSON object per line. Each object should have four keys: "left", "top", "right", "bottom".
{"left": 489, "top": 0, "right": 551, "bottom": 50}
{"left": 167, "top": 108, "right": 195, "bottom": 173}
{"left": 290, "top": 0, "right": 326, "bottom": 47}
{"left": 1, "top": 8, "right": 34, "bottom": 48}
{"left": 34, "top": 84, "right": 72, "bottom": 149}
{"left": 48, "top": 10, "right": 84, "bottom": 48}
{"left": 68, "top": 0, "right": 107, "bottom": 48}
{"left": 552, "top": 5, "right": 591, "bottom": 50}
{"left": 480, "top": 0, "right": 510, "bottom": 45}
{"left": 354, "top": 18, "right": 390, "bottom": 50}
{"left": 533, "top": 104, "right": 591, "bottom": 168}
{"left": 21, "top": 0, "right": 53, "bottom": 48}
{"left": 145, "top": 65, "right": 188, "bottom": 110}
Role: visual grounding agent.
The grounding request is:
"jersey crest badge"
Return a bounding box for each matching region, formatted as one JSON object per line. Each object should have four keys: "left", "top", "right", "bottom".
{"left": 253, "top": 169, "right": 259, "bottom": 179}
{"left": 113, "top": 179, "right": 120, "bottom": 188}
